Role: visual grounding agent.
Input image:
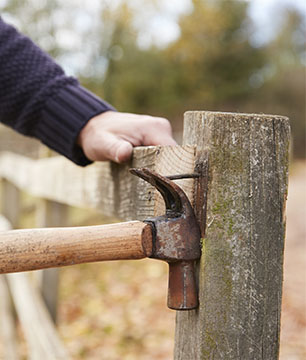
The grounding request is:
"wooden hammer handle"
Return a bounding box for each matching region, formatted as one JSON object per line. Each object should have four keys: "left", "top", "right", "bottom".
{"left": 0, "top": 221, "right": 152, "bottom": 274}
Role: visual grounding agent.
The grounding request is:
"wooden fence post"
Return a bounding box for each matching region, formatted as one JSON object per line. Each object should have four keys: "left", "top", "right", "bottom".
{"left": 175, "top": 111, "right": 290, "bottom": 359}
{"left": 35, "top": 199, "right": 68, "bottom": 322}
{"left": 1, "top": 179, "right": 20, "bottom": 228}
{"left": 7, "top": 272, "right": 70, "bottom": 360}
{"left": 0, "top": 179, "right": 21, "bottom": 360}
{"left": 0, "top": 275, "right": 19, "bottom": 360}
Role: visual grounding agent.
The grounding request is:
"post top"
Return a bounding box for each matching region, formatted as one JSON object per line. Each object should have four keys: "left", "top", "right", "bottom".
{"left": 184, "top": 110, "right": 289, "bottom": 121}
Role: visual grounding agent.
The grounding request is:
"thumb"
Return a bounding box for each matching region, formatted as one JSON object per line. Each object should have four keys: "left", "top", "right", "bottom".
{"left": 99, "top": 132, "right": 133, "bottom": 163}
{"left": 81, "top": 130, "right": 134, "bottom": 163}
{"left": 114, "top": 140, "right": 133, "bottom": 163}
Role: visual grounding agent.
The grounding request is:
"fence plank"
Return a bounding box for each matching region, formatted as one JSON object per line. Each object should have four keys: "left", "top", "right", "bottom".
{"left": 174, "top": 111, "right": 290, "bottom": 359}
{"left": 7, "top": 273, "right": 70, "bottom": 360}
{"left": 0, "top": 179, "right": 20, "bottom": 228}
{"left": 0, "top": 276, "right": 19, "bottom": 360}
{"left": 0, "top": 181, "right": 20, "bottom": 359}
{"left": 0, "top": 145, "right": 195, "bottom": 220}
{"left": 0, "top": 215, "right": 19, "bottom": 360}
{"left": 35, "top": 200, "right": 68, "bottom": 323}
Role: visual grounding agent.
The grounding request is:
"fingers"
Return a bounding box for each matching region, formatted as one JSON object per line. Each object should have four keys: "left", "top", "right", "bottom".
{"left": 83, "top": 131, "right": 133, "bottom": 163}
{"left": 141, "top": 117, "right": 177, "bottom": 146}
{"left": 77, "top": 111, "right": 177, "bottom": 164}
{"left": 114, "top": 140, "right": 133, "bottom": 163}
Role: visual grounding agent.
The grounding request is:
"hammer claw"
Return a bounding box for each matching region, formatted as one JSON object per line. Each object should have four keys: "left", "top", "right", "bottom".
{"left": 130, "top": 168, "right": 192, "bottom": 217}
{"left": 131, "top": 168, "right": 201, "bottom": 311}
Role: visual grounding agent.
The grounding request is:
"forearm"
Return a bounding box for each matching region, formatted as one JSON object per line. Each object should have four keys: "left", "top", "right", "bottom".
{"left": 0, "top": 17, "right": 176, "bottom": 166}
{"left": 0, "top": 17, "right": 114, "bottom": 165}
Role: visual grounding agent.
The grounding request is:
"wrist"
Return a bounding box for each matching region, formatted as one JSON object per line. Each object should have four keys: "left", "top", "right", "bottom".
{"left": 77, "top": 110, "right": 114, "bottom": 149}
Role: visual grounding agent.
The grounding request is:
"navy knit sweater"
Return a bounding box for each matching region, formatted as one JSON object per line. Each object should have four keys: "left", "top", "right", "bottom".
{"left": 0, "top": 17, "right": 115, "bottom": 166}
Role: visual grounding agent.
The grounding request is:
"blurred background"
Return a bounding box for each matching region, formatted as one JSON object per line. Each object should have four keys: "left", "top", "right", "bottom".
{"left": 0, "top": 0, "right": 305, "bottom": 359}
{"left": 1, "top": 0, "right": 305, "bottom": 154}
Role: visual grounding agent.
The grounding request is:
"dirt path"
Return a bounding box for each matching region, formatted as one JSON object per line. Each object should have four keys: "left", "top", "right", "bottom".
{"left": 280, "top": 161, "right": 306, "bottom": 359}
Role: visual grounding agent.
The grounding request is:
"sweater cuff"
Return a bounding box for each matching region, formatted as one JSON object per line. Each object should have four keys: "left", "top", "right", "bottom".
{"left": 39, "top": 84, "right": 115, "bottom": 166}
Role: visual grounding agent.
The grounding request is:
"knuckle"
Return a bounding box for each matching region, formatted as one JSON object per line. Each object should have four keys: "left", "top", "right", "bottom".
{"left": 150, "top": 116, "right": 171, "bottom": 129}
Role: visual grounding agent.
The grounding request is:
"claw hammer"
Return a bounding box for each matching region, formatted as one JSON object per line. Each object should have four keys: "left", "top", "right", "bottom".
{"left": 0, "top": 169, "right": 201, "bottom": 310}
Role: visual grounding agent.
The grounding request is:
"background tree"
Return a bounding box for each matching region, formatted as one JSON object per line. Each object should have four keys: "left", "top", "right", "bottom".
{"left": 1, "top": 0, "right": 305, "bottom": 156}
{"left": 248, "top": 8, "right": 305, "bottom": 157}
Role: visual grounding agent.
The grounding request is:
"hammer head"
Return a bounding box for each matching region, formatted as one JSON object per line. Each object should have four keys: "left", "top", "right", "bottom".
{"left": 130, "top": 168, "right": 201, "bottom": 310}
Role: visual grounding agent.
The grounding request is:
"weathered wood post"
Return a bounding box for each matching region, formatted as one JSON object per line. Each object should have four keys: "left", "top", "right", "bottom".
{"left": 33, "top": 146, "right": 68, "bottom": 322}
{"left": 35, "top": 199, "right": 68, "bottom": 322}
{"left": 175, "top": 111, "right": 290, "bottom": 359}
{"left": 0, "top": 216, "right": 19, "bottom": 360}
{"left": 0, "top": 275, "right": 19, "bottom": 360}
{"left": 1, "top": 179, "right": 20, "bottom": 229}
{"left": 0, "top": 179, "right": 21, "bottom": 360}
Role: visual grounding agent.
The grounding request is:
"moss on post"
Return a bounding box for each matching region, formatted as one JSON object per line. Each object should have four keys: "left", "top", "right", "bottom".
{"left": 175, "top": 111, "right": 290, "bottom": 360}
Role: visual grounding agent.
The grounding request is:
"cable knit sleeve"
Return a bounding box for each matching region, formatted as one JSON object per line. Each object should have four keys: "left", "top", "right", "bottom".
{"left": 0, "top": 17, "right": 115, "bottom": 166}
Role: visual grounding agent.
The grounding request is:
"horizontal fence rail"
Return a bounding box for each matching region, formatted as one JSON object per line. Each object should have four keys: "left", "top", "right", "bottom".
{"left": 0, "top": 215, "right": 69, "bottom": 360}
{"left": 0, "top": 145, "right": 196, "bottom": 220}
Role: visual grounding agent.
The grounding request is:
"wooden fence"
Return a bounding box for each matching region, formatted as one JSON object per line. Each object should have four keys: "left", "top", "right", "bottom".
{"left": 0, "top": 111, "right": 290, "bottom": 359}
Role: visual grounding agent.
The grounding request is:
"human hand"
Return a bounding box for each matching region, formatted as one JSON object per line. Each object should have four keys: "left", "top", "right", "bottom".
{"left": 77, "top": 111, "right": 177, "bottom": 163}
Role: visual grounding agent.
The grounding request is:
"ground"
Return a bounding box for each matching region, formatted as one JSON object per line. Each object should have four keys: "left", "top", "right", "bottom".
{"left": 279, "top": 161, "right": 306, "bottom": 359}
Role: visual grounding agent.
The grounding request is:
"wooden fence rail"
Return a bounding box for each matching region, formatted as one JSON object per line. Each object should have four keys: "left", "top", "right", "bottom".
{"left": 0, "top": 145, "right": 196, "bottom": 219}
{"left": 0, "top": 181, "right": 69, "bottom": 359}
{"left": 0, "top": 111, "right": 290, "bottom": 360}
{"left": 0, "top": 215, "right": 19, "bottom": 360}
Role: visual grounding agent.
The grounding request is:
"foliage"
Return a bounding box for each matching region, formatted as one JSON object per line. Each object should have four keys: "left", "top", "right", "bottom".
{"left": 99, "top": 1, "right": 266, "bottom": 116}
{"left": 1, "top": 0, "right": 304, "bottom": 155}
{"left": 249, "top": 9, "right": 305, "bottom": 158}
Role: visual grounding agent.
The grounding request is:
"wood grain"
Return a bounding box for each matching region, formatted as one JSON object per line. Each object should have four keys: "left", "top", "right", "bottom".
{"left": 174, "top": 111, "right": 290, "bottom": 360}
{"left": 0, "top": 216, "right": 19, "bottom": 360}
{"left": 0, "top": 183, "right": 20, "bottom": 359}
{"left": 7, "top": 272, "right": 70, "bottom": 360}
{"left": 0, "top": 276, "right": 19, "bottom": 360}
{"left": 0, "top": 179, "right": 20, "bottom": 228}
{"left": 0, "top": 221, "right": 152, "bottom": 274}
{"left": 0, "top": 145, "right": 195, "bottom": 220}
{"left": 35, "top": 200, "right": 68, "bottom": 323}
{"left": 1, "top": 178, "right": 70, "bottom": 359}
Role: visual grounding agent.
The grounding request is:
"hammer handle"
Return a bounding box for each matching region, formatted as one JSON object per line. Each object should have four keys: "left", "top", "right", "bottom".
{"left": 0, "top": 221, "right": 152, "bottom": 274}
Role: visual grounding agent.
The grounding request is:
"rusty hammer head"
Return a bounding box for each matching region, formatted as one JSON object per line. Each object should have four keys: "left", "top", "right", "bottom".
{"left": 130, "top": 168, "right": 201, "bottom": 310}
